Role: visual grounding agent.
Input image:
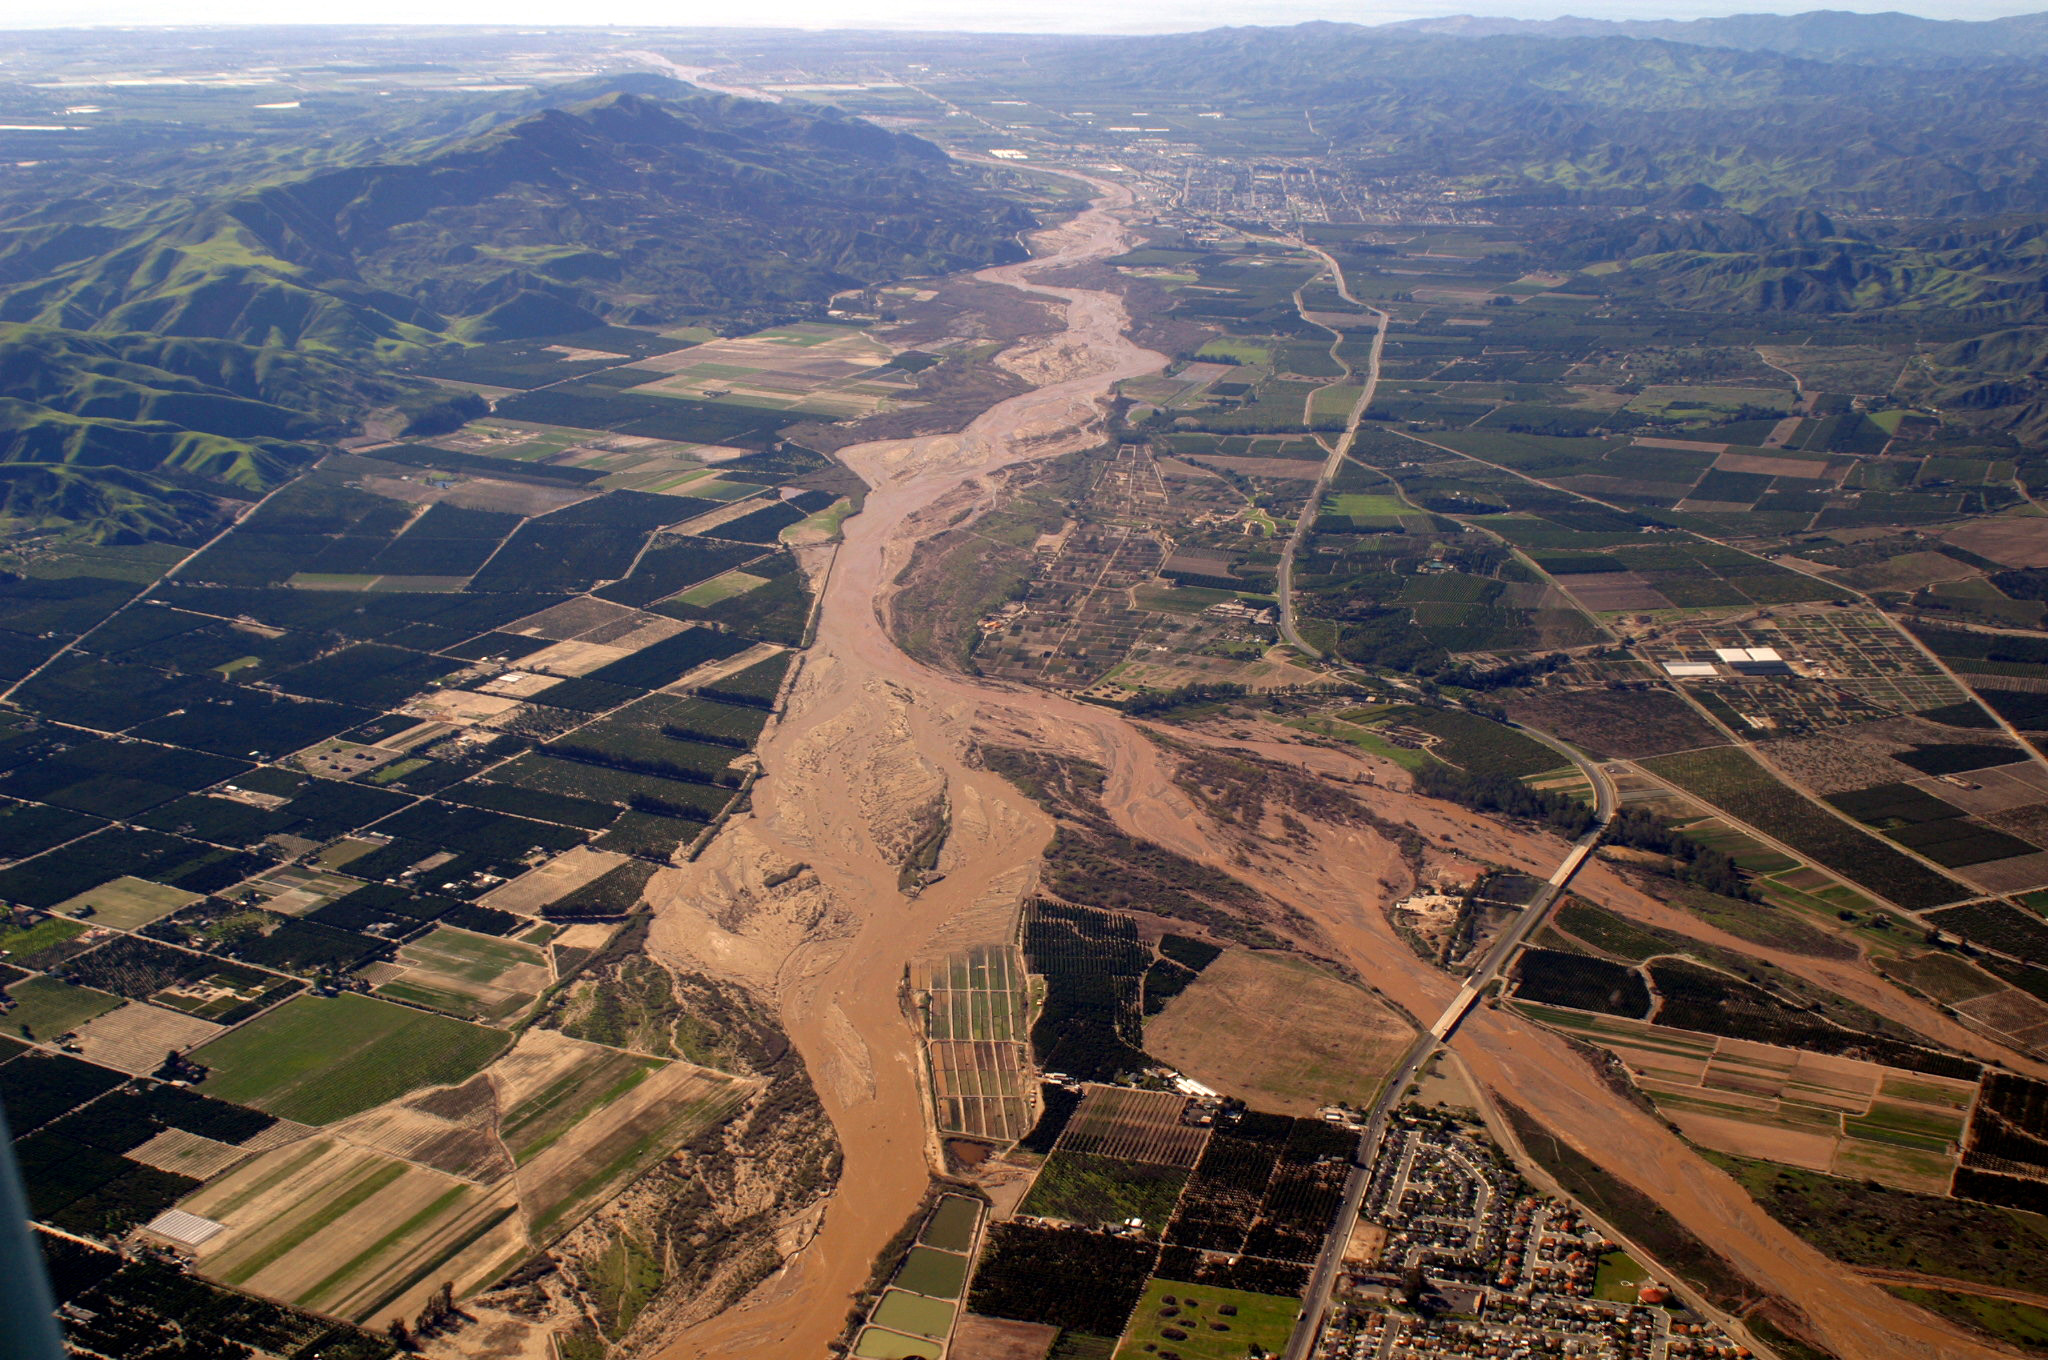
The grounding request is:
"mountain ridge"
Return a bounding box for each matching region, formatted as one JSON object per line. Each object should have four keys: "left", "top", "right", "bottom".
{"left": 0, "top": 81, "right": 1036, "bottom": 542}
{"left": 1379, "top": 10, "right": 2048, "bottom": 63}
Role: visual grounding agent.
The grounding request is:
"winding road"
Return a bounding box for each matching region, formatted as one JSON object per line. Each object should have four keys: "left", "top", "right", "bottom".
{"left": 1276, "top": 241, "right": 1389, "bottom": 658}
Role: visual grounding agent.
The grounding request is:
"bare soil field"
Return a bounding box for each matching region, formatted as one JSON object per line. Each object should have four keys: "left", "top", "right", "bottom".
{"left": 947, "top": 1312, "right": 1057, "bottom": 1360}
{"left": 1190, "top": 454, "right": 1326, "bottom": 479}
{"left": 183, "top": 1137, "right": 522, "bottom": 1329}
{"left": 1666, "top": 1110, "right": 1840, "bottom": 1172}
{"left": 506, "top": 596, "right": 641, "bottom": 640}
{"left": 127, "top": 1127, "right": 254, "bottom": 1180}
{"left": 412, "top": 689, "right": 522, "bottom": 724}
{"left": 350, "top": 466, "right": 590, "bottom": 518}
{"left": 1954, "top": 850, "right": 2048, "bottom": 894}
{"left": 1909, "top": 762, "right": 2048, "bottom": 815}
{"left": 521, "top": 638, "right": 635, "bottom": 676}
{"left": 71, "top": 1003, "right": 221, "bottom": 1073}
{"left": 1716, "top": 451, "right": 1832, "bottom": 478}
{"left": 482, "top": 846, "right": 630, "bottom": 916}
{"left": 1942, "top": 516, "right": 2048, "bottom": 568}
{"left": 1144, "top": 949, "right": 1410, "bottom": 1114}
{"left": 1566, "top": 574, "right": 1675, "bottom": 611}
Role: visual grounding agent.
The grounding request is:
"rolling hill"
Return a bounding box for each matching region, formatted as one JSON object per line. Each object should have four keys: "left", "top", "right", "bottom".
{"left": 0, "top": 82, "right": 1034, "bottom": 542}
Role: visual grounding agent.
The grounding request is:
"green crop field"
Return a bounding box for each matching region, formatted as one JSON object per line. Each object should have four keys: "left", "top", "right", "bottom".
{"left": 193, "top": 993, "right": 511, "bottom": 1124}
{"left": 1114, "top": 1279, "right": 1299, "bottom": 1360}
{"left": 1197, "top": 339, "right": 1273, "bottom": 364}
{"left": 0, "top": 914, "right": 87, "bottom": 965}
{"left": 1017, "top": 1151, "right": 1189, "bottom": 1233}
{"left": 677, "top": 571, "right": 769, "bottom": 606}
{"left": 1325, "top": 493, "right": 1408, "bottom": 517}
{"left": 5, "top": 975, "right": 124, "bottom": 1039}
{"left": 53, "top": 876, "right": 199, "bottom": 929}
{"left": 1382, "top": 706, "right": 1562, "bottom": 779}
{"left": 398, "top": 927, "right": 545, "bottom": 986}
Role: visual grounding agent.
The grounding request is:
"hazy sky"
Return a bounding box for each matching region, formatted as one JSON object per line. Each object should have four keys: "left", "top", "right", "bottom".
{"left": 10, "top": 0, "right": 2048, "bottom": 33}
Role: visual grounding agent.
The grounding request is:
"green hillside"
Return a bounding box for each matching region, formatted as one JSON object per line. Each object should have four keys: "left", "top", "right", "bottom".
{"left": 0, "top": 83, "right": 1033, "bottom": 542}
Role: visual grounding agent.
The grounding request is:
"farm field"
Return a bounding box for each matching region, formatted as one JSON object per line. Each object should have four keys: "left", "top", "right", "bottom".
{"left": 916, "top": 943, "right": 1036, "bottom": 1142}
{"left": 192, "top": 994, "right": 512, "bottom": 1125}
{"left": 478, "top": 846, "right": 631, "bottom": 916}
{"left": 627, "top": 323, "right": 912, "bottom": 419}
{"left": 370, "top": 926, "right": 551, "bottom": 1021}
{"left": 1057, "top": 1085, "right": 1211, "bottom": 1168}
{"left": 52, "top": 876, "right": 198, "bottom": 930}
{"left": 966, "top": 1220, "right": 1163, "bottom": 1336}
{"left": 919, "top": 944, "right": 1031, "bottom": 1041}
{"left": 0, "top": 912, "right": 88, "bottom": 966}
{"left": 1018, "top": 1150, "right": 1191, "bottom": 1233}
{"left": 146, "top": 1024, "right": 749, "bottom": 1331}
{"left": 1641, "top": 745, "right": 1972, "bottom": 910}
{"left": 71, "top": 1001, "right": 224, "bottom": 1074}
{"left": 1144, "top": 950, "right": 1411, "bottom": 1114}
{"left": 180, "top": 1136, "right": 522, "bottom": 1326}
{"left": 5, "top": 974, "right": 123, "bottom": 1039}
{"left": 513, "top": 1050, "right": 750, "bottom": 1236}
{"left": 1514, "top": 1003, "right": 1974, "bottom": 1192}
{"left": 490, "top": 1029, "right": 671, "bottom": 1165}
{"left": 1113, "top": 1278, "right": 1299, "bottom": 1360}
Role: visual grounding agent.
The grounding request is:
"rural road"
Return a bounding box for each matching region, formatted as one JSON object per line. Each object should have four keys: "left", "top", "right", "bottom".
{"left": 1276, "top": 241, "right": 1388, "bottom": 659}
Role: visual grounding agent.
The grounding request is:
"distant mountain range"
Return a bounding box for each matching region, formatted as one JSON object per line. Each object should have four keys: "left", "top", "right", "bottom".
{"left": 1045, "top": 25, "right": 2048, "bottom": 218}
{"left": 1379, "top": 10, "right": 2048, "bottom": 63}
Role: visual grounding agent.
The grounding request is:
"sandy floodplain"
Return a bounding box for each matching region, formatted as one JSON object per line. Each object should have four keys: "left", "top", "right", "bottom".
{"left": 642, "top": 176, "right": 2026, "bottom": 1360}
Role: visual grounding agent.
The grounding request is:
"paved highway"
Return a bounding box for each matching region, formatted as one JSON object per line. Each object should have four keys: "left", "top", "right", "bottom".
{"left": 1281, "top": 739, "right": 1615, "bottom": 1360}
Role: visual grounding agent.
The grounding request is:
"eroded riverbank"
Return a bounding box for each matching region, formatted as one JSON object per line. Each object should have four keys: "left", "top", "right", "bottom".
{"left": 644, "top": 178, "right": 2016, "bottom": 1360}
